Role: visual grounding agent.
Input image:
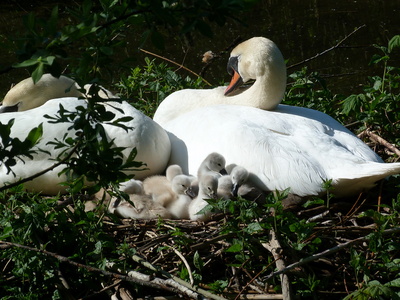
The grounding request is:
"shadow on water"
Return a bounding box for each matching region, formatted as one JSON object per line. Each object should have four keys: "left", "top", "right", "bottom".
{"left": 0, "top": 0, "right": 399, "bottom": 97}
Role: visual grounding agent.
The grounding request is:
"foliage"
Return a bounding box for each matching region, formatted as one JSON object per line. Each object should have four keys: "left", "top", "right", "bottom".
{"left": 11, "top": 0, "right": 256, "bottom": 84}
{"left": 117, "top": 57, "right": 206, "bottom": 117}
{"left": 339, "top": 35, "right": 400, "bottom": 147}
{"left": 0, "top": 120, "right": 43, "bottom": 175}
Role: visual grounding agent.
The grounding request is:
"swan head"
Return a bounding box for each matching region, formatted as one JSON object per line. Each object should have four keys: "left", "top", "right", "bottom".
{"left": 224, "top": 37, "right": 287, "bottom": 109}
{"left": 200, "top": 173, "right": 219, "bottom": 199}
{"left": 0, "top": 74, "right": 82, "bottom": 113}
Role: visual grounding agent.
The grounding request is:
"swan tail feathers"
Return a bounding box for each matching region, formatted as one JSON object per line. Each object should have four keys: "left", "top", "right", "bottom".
{"left": 332, "top": 162, "right": 400, "bottom": 197}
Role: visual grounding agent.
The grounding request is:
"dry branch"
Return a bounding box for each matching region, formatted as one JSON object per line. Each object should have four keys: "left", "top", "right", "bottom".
{"left": 0, "top": 241, "right": 177, "bottom": 294}
{"left": 287, "top": 25, "right": 366, "bottom": 70}
{"left": 263, "top": 227, "right": 400, "bottom": 281}
{"left": 139, "top": 48, "right": 212, "bottom": 86}
{"left": 358, "top": 129, "right": 400, "bottom": 157}
{"left": 262, "top": 230, "right": 292, "bottom": 300}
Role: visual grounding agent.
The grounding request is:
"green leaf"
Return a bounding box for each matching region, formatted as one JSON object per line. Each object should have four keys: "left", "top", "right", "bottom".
{"left": 245, "top": 222, "right": 263, "bottom": 234}
{"left": 193, "top": 251, "right": 203, "bottom": 270}
{"left": 26, "top": 124, "right": 43, "bottom": 146}
{"left": 388, "top": 35, "right": 400, "bottom": 53}
{"left": 100, "top": 46, "right": 113, "bottom": 55}
{"left": 32, "top": 63, "right": 45, "bottom": 83}
{"left": 386, "top": 278, "right": 400, "bottom": 288}
{"left": 13, "top": 57, "right": 39, "bottom": 68}
{"left": 225, "top": 243, "right": 243, "bottom": 253}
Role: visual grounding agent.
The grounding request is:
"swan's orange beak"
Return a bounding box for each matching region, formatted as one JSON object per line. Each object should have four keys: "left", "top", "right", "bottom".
{"left": 224, "top": 69, "right": 243, "bottom": 96}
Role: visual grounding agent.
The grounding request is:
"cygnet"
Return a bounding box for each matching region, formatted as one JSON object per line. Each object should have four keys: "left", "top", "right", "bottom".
{"left": 188, "top": 173, "right": 219, "bottom": 222}
{"left": 119, "top": 179, "right": 144, "bottom": 194}
{"left": 167, "top": 174, "right": 193, "bottom": 219}
{"left": 217, "top": 175, "right": 234, "bottom": 200}
{"left": 110, "top": 194, "right": 171, "bottom": 219}
{"left": 228, "top": 164, "right": 267, "bottom": 202}
{"left": 165, "top": 164, "right": 183, "bottom": 181}
{"left": 197, "top": 152, "right": 227, "bottom": 178}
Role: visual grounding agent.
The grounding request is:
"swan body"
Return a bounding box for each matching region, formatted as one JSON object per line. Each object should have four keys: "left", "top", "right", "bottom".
{"left": 164, "top": 104, "right": 400, "bottom": 197}
{"left": 153, "top": 37, "right": 286, "bottom": 125}
{"left": 0, "top": 98, "right": 171, "bottom": 194}
{"left": 188, "top": 173, "right": 219, "bottom": 221}
{"left": 156, "top": 36, "right": 400, "bottom": 197}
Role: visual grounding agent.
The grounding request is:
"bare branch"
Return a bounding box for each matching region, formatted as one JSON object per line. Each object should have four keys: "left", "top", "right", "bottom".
{"left": 263, "top": 227, "right": 400, "bottom": 281}
{"left": 287, "top": 25, "right": 366, "bottom": 70}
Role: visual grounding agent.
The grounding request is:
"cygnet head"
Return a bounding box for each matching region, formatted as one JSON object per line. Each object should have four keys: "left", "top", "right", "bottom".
{"left": 198, "top": 152, "right": 227, "bottom": 178}
{"left": 218, "top": 175, "right": 233, "bottom": 199}
{"left": 119, "top": 179, "right": 144, "bottom": 195}
{"left": 230, "top": 166, "right": 249, "bottom": 196}
{"left": 0, "top": 74, "right": 82, "bottom": 113}
{"left": 166, "top": 164, "right": 183, "bottom": 181}
{"left": 199, "top": 173, "right": 219, "bottom": 199}
{"left": 171, "top": 175, "right": 192, "bottom": 195}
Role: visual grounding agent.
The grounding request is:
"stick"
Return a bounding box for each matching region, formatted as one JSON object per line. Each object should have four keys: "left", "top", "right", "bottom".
{"left": 169, "top": 246, "right": 195, "bottom": 285}
{"left": 261, "top": 230, "right": 293, "bottom": 300}
{"left": 358, "top": 129, "right": 400, "bottom": 157}
{"left": 287, "top": 25, "right": 366, "bottom": 70}
{"left": 263, "top": 227, "right": 400, "bottom": 281}
{"left": 131, "top": 254, "right": 227, "bottom": 300}
{"left": 139, "top": 48, "right": 212, "bottom": 86}
{"left": 0, "top": 241, "right": 175, "bottom": 293}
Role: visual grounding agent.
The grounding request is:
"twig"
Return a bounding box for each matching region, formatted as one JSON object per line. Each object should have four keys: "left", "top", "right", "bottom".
{"left": 287, "top": 25, "right": 366, "bottom": 70}
{"left": 79, "top": 280, "right": 122, "bottom": 300}
{"left": 358, "top": 129, "right": 400, "bottom": 157}
{"left": 0, "top": 241, "right": 175, "bottom": 293}
{"left": 261, "top": 230, "right": 292, "bottom": 300}
{"left": 169, "top": 245, "right": 195, "bottom": 285}
{"left": 139, "top": 48, "right": 212, "bottom": 86}
{"left": 263, "top": 227, "right": 400, "bottom": 281}
{"left": 131, "top": 254, "right": 227, "bottom": 300}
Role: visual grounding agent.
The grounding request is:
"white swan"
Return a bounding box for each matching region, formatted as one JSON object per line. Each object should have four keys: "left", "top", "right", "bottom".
{"left": 153, "top": 37, "right": 286, "bottom": 125}
{"left": 0, "top": 82, "right": 171, "bottom": 194}
{"left": 0, "top": 74, "right": 115, "bottom": 112}
{"left": 157, "top": 37, "right": 400, "bottom": 197}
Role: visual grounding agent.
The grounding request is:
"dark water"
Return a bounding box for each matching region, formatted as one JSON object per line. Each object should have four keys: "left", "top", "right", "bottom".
{"left": 0, "top": 0, "right": 399, "bottom": 97}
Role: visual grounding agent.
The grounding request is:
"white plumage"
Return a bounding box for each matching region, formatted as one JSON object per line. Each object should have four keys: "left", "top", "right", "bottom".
{"left": 156, "top": 37, "right": 400, "bottom": 197}
{"left": 0, "top": 97, "right": 171, "bottom": 194}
